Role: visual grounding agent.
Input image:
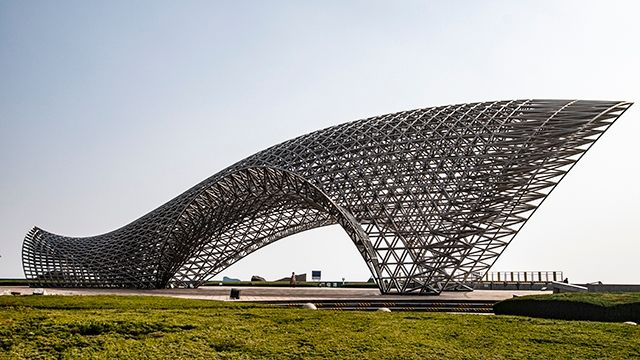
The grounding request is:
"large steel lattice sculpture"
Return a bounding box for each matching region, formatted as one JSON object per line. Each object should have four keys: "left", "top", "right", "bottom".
{"left": 22, "top": 100, "right": 632, "bottom": 294}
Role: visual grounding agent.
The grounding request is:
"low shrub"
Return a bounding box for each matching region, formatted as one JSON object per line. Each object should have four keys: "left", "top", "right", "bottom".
{"left": 0, "top": 279, "right": 29, "bottom": 286}
{"left": 494, "top": 293, "right": 640, "bottom": 322}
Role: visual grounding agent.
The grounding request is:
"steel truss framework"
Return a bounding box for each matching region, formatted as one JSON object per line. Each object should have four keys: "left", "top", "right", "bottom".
{"left": 22, "top": 100, "right": 632, "bottom": 294}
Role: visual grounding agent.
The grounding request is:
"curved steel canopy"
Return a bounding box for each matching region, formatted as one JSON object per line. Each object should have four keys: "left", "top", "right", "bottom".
{"left": 22, "top": 99, "right": 632, "bottom": 294}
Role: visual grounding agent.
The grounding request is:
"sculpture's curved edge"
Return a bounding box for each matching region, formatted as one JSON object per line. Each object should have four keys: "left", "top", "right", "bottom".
{"left": 441, "top": 100, "right": 634, "bottom": 291}
{"left": 465, "top": 100, "right": 634, "bottom": 282}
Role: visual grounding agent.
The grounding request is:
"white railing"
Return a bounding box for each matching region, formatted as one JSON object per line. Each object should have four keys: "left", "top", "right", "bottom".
{"left": 481, "top": 271, "right": 564, "bottom": 283}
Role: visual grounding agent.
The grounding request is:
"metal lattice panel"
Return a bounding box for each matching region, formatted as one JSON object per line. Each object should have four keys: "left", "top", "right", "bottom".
{"left": 22, "top": 99, "right": 632, "bottom": 294}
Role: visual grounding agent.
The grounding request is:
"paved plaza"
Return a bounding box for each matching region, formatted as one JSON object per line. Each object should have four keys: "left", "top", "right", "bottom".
{"left": 1, "top": 286, "right": 550, "bottom": 302}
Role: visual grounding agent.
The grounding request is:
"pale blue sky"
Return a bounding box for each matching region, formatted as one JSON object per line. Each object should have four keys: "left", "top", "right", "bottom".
{"left": 1, "top": 1, "right": 639, "bottom": 283}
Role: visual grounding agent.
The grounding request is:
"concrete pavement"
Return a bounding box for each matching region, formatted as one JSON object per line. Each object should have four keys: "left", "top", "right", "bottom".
{"left": 1, "top": 286, "right": 550, "bottom": 302}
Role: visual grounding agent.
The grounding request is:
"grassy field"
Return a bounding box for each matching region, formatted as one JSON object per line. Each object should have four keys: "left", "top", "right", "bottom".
{"left": 1, "top": 295, "right": 639, "bottom": 359}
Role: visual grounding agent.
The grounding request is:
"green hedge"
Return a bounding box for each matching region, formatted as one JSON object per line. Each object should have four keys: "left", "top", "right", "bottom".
{"left": 203, "top": 281, "right": 321, "bottom": 287}
{"left": 0, "top": 279, "right": 29, "bottom": 286}
{"left": 0, "top": 279, "right": 377, "bottom": 289}
{"left": 203, "top": 281, "right": 377, "bottom": 288}
{"left": 494, "top": 294, "right": 640, "bottom": 322}
{"left": 341, "top": 282, "right": 378, "bottom": 288}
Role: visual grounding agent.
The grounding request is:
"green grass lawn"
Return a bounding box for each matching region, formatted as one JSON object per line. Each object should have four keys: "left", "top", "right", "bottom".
{"left": 1, "top": 295, "right": 638, "bottom": 359}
